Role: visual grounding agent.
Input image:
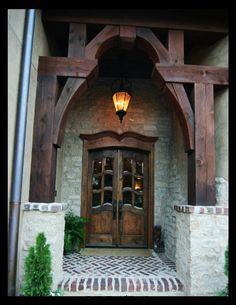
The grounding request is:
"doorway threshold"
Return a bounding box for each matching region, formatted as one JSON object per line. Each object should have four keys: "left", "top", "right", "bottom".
{"left": 80, "top": 248, "right": 152, "bottom": 257}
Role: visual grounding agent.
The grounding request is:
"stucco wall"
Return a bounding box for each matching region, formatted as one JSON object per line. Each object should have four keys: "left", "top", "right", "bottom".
{"left": 8, "top": 9, "right": 51, "bottom": 294}
{"left": 8, "top": 9, "right": 50, "bottom": 203}
{"left": 56, "top": 78, "right": 177, "bottom": 233}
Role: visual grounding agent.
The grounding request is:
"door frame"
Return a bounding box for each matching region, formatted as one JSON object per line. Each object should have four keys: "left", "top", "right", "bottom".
{"left": 80, "top": 131, "right": 158, "bottom": 248}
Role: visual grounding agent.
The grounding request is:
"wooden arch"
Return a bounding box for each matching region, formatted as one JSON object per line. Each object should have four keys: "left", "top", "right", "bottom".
{"left": 53, "top": 25, "right": 194, "bottom": 151}
{"left": 29, "top": 22, "right": 228, "bottom": 205}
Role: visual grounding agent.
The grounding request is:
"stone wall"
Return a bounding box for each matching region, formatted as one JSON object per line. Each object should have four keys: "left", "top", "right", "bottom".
{"left": 56, "top": 78, "right": 177, "bottom": 235}
{"left": 18, "top": 203, "right": 66, "bottom": 293}
{"left": 164, "top": 113, "right": 187, "bottom": 260}
{"left": 175, "top": 205, "right": 228, "bottom": 296}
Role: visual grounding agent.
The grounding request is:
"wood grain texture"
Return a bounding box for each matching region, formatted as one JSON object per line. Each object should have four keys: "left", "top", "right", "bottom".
{"left": 68, "top": 23, "right": 86, "bottom": 58}
{"left": 29, "top": 75, "right": 58, "bottom": 202}
{"left": 168, "top": 30, "right": 184, "bottom": 64}
{"left": 155, "top": 63, "right": 228, "bottom": 85}
{"left": 53, "top": 77, "right": 87, "bottom": 147}
{"left": 188, "top": 83, "right": 215, "bottom": 205}
{"left": 119, "top": 25, "right": 136, "bottom": 49}
{"left": 85, "top": 25, "right": 119, "bottom": 59}
{"left": 136, "top": 27, "right": 170, "bottom": 63}
{"left": 38, "top": 56, "right": 98, "bottom": 78}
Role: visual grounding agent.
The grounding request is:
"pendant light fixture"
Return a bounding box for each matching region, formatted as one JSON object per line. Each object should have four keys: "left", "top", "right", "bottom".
{"left": 112, "top": 52, "right": 132, "bottom": 123}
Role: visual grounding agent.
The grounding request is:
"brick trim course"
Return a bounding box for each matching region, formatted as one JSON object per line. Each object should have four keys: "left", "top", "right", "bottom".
{"left": 22, "top": 202, "right": 68, "bottom": 212}
{"left": 174, "top": 205, "right": 228, "bottom": 215}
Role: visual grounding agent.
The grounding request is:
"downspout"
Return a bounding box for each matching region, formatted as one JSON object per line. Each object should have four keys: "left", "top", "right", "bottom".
{"left": 8, "top": 9, "right": 36, "bottom": 296}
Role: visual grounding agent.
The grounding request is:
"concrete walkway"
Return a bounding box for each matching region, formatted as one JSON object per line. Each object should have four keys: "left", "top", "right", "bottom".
{"left": 58, "top": 250, "right": 185, "bottom": 296}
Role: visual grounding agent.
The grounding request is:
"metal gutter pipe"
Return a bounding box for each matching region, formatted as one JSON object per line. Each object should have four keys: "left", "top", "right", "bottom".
{"left": 8, "top": 9, "right": 36, "bottom": 296}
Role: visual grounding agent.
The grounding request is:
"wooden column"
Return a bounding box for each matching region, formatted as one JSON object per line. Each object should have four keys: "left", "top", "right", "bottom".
{"left": 29, "top": 75, "right": 58, "bottom": 202}
{"left": 168, "top": 30, "right": 184, "bottom": 64}
{"left": 119, "top": 25, "right": 136, "bottom": 49}
{"left": 188, "top": 83, "right": 215, "bottom": 205}
{"left": 68, "top": 23, "right": 87, "bottom": 58}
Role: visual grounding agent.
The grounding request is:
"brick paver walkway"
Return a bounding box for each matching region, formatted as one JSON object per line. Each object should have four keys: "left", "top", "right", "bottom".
{"left": 58, "top": 250, "right": 184, "bottom": 295}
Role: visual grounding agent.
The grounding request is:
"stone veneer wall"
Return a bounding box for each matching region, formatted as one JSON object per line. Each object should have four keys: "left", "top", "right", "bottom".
{"left": 175, "top": 205, "right": 228, "bottom": 296}
{"left": 164, "top": 113, "right": 187, "bottom": 260}
{"left": 18, "top": 203, "right": 66, "bottom": 293}
{"left": 56, "top": 78, "right": 180, "bottom": 236}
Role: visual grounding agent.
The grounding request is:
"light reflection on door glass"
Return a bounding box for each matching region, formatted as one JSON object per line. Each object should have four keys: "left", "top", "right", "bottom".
{"left": 93, "top": 159, "right": 102, "bottom": 174}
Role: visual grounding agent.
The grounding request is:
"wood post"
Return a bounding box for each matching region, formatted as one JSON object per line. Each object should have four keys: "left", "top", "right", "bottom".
{"left": 188, "top": 83, "right": 215, "bottom": 205}
{"left": 29, "top": 75, "right": 58, "bottom": 202}
{"left": 68, "top": 23, "right": 87, "bottom": 58}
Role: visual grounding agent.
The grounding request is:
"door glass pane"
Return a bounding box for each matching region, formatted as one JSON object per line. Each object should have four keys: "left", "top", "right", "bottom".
{"left": 136, "top": 161, "right": 143, "bottom": 175}
{"left": 134, "top": 194, "right": 143, "bottom": 208}
{"left": 105, "top": 157, "right": 113, "bottom": 171}
{"left": 123, "top": 191, "right": 132, "bottom": 205}
{"left": 123, "top": 158, "right": 132, "bottom": 172}
{"left": 123, "top": 173, "right": 132, "bottom": 188}
{"left": 92, "top": 176, "right": 101, "bottom": 189}
{"left": 92, "top": 192, "right": 101, "bottom": 207}
{"left": 104, "top": 174, "right": 113, "bottom": 187}
{"left": 93, "top": 159, "right": 102, "bottom": 174}
{"left": 104, "top": 190, "right": 112, "bottom": 204}
{"left": 134, "top": 177, "right": 143, "bottom": 192}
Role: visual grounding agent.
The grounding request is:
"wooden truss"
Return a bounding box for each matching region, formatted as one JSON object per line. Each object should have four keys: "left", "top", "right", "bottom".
{"left": 29, "top": 22, "right": 228, "bottom": 205}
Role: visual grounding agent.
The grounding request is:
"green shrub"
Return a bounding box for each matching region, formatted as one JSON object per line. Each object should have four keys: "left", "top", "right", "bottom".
{"left": 21, "top": 232, "right": 52, "bottom": 296}
{"left": 217, "top": 246, "right": 229, "bottom": 297}
{"left": 64, "top": 211, "right": 89, "bottom": 254}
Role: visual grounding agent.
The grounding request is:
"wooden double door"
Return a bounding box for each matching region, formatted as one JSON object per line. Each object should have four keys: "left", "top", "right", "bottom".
{"left": 86, "top": 148, "right": 148, "bottom": 248}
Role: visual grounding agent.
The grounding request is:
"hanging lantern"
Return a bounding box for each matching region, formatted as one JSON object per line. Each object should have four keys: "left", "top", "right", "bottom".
{"left": 112, "top": 79, "right": 132, "bottom": 123}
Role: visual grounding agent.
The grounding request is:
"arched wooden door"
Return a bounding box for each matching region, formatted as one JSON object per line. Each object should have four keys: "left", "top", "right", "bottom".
{"left": 87, "top": 148, "right": 148, "bottom": 248}
{"left": 80, "top": 131, "right": 158, "bottom": 248}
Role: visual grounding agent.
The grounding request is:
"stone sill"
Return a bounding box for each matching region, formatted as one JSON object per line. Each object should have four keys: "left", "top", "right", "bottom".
{"left": 174, "top": 205, "right": 228, "bottom": 215}
{"left": 22, "top": 202, "right": 68, "bottom": 213}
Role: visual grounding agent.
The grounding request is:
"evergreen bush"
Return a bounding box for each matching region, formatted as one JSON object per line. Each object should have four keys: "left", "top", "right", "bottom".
{"left": 217, "top": 246, "right": 229, "bottom": 296}
{"left": 21, "top": 232, "right": 52, "bottom": 296}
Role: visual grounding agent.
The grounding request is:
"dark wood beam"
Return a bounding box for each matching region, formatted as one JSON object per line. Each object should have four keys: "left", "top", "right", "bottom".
{"left": 42, "top": 10, "right": 228, "bottom": 33}
{"left": 164, "top": 83, "right": 194, "bottom": 152}
{"left": 68, "top": 23, "right": 87, "bottom": 58}
{"left": 119, "top": 26, "right": 136, "bottom": 49}
{"left": 29, "top": 75, "right": 58, "bottom": 203}
{"left": 136, "top": 28, "right": 170, "bottom": 63}
{"left": 188, "top": 83, "right": 215, "bottom": 205}
{"left": 53, "top": 78, "right": 88, "bottom": 147}
{"left": 38, "top": 56, "right": 98, "bottom": 79}
{"left": 85, "top": 25, "right": 119, "bottom": 60}
{"left": 168, "top": 30, "right": 184, "bottom": 64}
{"left": 155, "top": 64, "right": 228, "bottom": 85}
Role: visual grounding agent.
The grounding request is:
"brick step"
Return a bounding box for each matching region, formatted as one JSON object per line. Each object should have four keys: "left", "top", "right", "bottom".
{"left": 63, "top": 290, "right": 186, "bottom": 296}
{"left": 59, "top": 251, "right": 185, "bottom": 296}
{"left": 58, "top": 276, "right": 184, "bottom": 295}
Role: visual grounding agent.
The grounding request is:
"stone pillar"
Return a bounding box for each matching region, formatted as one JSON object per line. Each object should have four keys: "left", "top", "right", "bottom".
{"left": 175, "top": 205, "right": 228, "bottom": 296}
{"left": 18, "top": 203, "right": 67, "bottom": 293}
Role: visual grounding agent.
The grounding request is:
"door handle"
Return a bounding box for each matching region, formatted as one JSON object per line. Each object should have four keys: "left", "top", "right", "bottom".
{"left": 113, "top": 200, "right": 117, "bottom": 220}
{"left": 118, "top": 200, "right": 123, "bottom": 219}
